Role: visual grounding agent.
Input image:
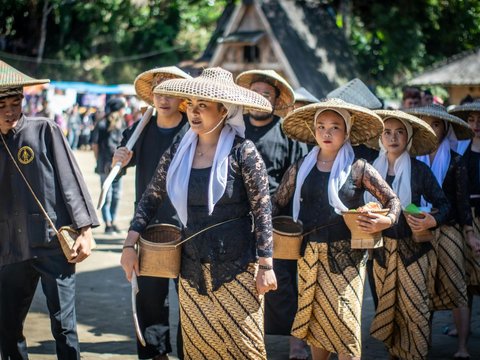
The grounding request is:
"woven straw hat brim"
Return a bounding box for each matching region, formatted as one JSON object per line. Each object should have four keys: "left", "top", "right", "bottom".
{"left": 405, "top": 105, "right": 474, "bottom": 140}
{"left": 154, "top": 77, "right": 272, "bottom": 113}
{"left": 367, "top": 110, "right": 438, "bottom": 156}
{"left": 449, "top": 102, "right": 480, "bottom": 121}
{"left": 0, "top": 60, "right": 49, "bottom": 88}
{"left": 134, "top": 67, "right": 192, "bottom": 111}
{"left": 281, "top": 99, "right": 384, "bottom": 146}
{"left": 236, "top": 70, "right": 294, "bottom": 117}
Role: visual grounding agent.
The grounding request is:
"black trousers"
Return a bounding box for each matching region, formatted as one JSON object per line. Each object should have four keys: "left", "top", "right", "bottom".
{"left": 0, "top": 254, "right": 79, "bottom": 360}
{"left": 264, "top": 259, "right": 298, "bottom": 335}
{"left": 136, "top": 276, "right": 171, "bottom": 359}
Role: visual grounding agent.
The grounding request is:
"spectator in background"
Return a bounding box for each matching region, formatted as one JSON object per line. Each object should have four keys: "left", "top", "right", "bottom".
{"left": 402, "top": 86, "right": 422, "bottom": 109}
{"left": 92, "top": 98, "right": 127, "bottom": 234}
{"left": 78, "top": 107, "right": 95, "bottom": 150}
{"left": 67, "top": 104, "right": 82, "bottom": 150}
{"left": 37, "top": 98, "right": 53, "bottom": 119}
{"left": 422, "top": 89, "right": 434, "bottom": 105}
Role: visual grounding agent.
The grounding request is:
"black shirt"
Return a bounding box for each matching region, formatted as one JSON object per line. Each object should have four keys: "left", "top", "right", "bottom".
{"left": 244, "top": 115, "right": 308, "bottom": 194}
{"left": 0, "top": 116, "right": 99, "bottom": 266}
{"left": 119, "top": 114, "right": 189, "bottom": 226}
{"left": 463, "top": 144, "right": 480, "bottom": 215}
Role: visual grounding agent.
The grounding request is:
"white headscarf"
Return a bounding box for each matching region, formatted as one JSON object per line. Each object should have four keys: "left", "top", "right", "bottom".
{"left": 416, "top": 121, "right": 454, "bottom": 208}
{"left": 166, "top": 103, "right": 244, "bottom": 226}
{"left": 365, "top": 116, "right": 413, "bottom": 209}
{"left": 292, "top": 108, "right": 355, "bottom": 220}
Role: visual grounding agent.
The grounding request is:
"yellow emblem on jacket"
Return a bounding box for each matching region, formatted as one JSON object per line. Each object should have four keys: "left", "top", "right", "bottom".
{"left": 18, "top": 146, "right": 35, "bottom": 164}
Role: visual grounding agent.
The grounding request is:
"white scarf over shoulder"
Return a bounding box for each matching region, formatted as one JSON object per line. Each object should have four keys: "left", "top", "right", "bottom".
{"left": 166, "top": 104, "right": 244, "bottom": 226}
{"left": 292, "top": 108, "right": 354, "bottom": 221}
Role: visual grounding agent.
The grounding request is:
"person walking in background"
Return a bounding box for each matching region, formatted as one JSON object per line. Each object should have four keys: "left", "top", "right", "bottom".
{"left": 67, "top": 103, "right": 82, "bottom": 150}
{"left": 115, "top": 66, "right": 191, "bottom": 360}
{"left": 406, "top": 104, "right": 477, "bottom": 360}
{"left": 92, "top": 97, "right": 127, "bottom": 234}
{"left": 273, "top": 99, "right": 400, "bottom": 360}
{"left": 121, "top": 67, "right": 277, "bottom": 359}
{"left": 236, "top": 69, "right": 309, "bottom": 360}
{"left": 0, "top": 60, "right": 99, "bottom": 360}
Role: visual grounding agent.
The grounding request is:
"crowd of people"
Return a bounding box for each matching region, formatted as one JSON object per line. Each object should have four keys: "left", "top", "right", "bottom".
{"left": 1, "top": 58, "right": 479, "bottom": 360}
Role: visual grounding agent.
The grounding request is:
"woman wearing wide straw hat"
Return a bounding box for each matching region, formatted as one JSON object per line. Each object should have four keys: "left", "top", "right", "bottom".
{"left": 118, "top": 66, "right": 191, "bottom": 360}
{"left": 406, "top": 104, "right": 478, "bottom": 359}
{"left": 272, "top": 98, "right": 401, "bottom": 360}
{"left": 122, "top": 67, "right": 277, "bottom": 360}
{"left": 366, "top": 110, "right": 450, "bottom": 360}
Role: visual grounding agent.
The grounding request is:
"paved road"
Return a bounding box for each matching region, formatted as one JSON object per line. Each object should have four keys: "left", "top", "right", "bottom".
{"left": 24, "top": 150, "right": 480, "bottom": 359}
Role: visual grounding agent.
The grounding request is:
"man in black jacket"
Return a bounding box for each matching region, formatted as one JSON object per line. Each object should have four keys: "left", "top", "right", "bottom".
{"left": 0, "top": 60, "right": 99, "bottom": 360}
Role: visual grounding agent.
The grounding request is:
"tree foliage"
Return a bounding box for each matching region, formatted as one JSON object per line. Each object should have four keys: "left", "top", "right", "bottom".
{"left": 0, "top": 0, "right": 227, "bottom": 83}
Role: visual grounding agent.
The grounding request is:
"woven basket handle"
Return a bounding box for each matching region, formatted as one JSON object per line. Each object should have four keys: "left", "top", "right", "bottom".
{"left": 1, "top": 134, "right": 59, "bottom": 235}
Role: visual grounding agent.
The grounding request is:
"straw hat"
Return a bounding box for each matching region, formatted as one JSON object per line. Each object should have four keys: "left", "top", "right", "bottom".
{"left": 282, "top": 98, "right": 384, "bottom": 146}
{"left": 134, "top": 66, "right": 192, "bottom": 107}
{"left": 153, "top": 67, "right": 272, "bottom": 112}
{"left": 448, "top": 101, "right": 480, "bottom": 121}
{"left": 327, "top": 78, "right": 382, "bottom": 110}
{"left": 369, "top": 109, "right": 438, "bottom": 156}
{"left": 0, "top": 60, "right": 49, "bottom": 97}
{"left": 405, "top": 104, "right": 474, "bottom": 140}
{"left": 294, "top": 87, "right": 320, "bottom": 104}
{"left": 235, "top": 69, "right": 294, "bottom": 117}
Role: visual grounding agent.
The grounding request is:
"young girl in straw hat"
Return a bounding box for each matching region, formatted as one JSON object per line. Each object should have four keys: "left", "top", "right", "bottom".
{"left": 406, "top": 104, "right": 478, "bottom": 360}
{"left": 118, "top": 66, "right": 191, "bottom": 360}
{"left": 122, "top": 67, "right": 277, "bottom": 360}
{"left": 272, "top": 98, "right": 401, "bottom": 360}
{"left": 366, "top": 110, "right": 450, "bottom": 360}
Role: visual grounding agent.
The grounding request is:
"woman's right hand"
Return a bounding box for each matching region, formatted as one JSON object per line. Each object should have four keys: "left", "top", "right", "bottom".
{"left": 112, "top": 147, "right": 133, "bottom": 168}
{"left": 120, "top": 231, "right": 140, "bottom": 281}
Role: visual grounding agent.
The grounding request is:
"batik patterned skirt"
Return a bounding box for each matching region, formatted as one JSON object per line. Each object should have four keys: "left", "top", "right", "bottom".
{"left": 428, "top": 224, "right": 468, "bottom": 310}
{"left": 179, "top": 263, "right": 266, "bottom": 360}
{"left": 291, "top": 241, "right": 366, "bottom": 358}
{"left": 371, "top": 237, "right": 432, "bottom": 360}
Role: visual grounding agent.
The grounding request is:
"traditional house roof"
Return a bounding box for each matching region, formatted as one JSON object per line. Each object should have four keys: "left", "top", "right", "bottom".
{"left": 409, "top": 48, "right": 480, "bottom": 86}
{"left": 191, "top": 0, "right": 357, "bottom": 98}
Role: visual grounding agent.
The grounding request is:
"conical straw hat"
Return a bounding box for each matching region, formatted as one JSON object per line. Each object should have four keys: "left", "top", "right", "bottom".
{"left": 0, "top": 60, "right": 49, "bottom": 96}
{"left": 367, "top": 109, "right": 438, "bottom": 156}
{"left": 327, "top": 78, "right": 382, "bottom": 110}
{"left": 448, "top": 101, "right": 480, "bottom": 121}
{"left": 282, "top": 98, "right": 383, "bottom": 146}
{"left": 134, "top": 66, "right": 192, "bottom": 106}
{"left": 235, "top": 69, "right": 294, "bottom": 117}
{"left": 405, "top": 104, "right": 474, "bottom": 140}
{"left": 154, "top": 67, "right": 272, "bottom": 113}
{"left": 294, "top": 87, "right": 320, "bottom": 104}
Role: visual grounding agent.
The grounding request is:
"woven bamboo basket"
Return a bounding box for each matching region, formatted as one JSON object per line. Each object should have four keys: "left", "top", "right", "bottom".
{"left": 342, "top": 209, "right": 389, "bottom": 249}
{"left": 139, "top": 224, "right": 182, "bottom": 278}
{"left": 403, "top": 209, "right": 438, "bottom": 243}
{"left": 272, "top": 216, "right": 303, "bottom": 260}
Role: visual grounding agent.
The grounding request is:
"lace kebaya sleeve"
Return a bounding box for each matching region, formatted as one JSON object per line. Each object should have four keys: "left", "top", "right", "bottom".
{"left": 129, "top": 142, "right": 178, "bottom": 233}
{"left": 239, "top": 140, "right": 273, "bottom": 258}
{"left": 271, "top": 162, "right": 299, "bottom": 216}
{"left": 356, "top": 160, "right": 401, "bottom": 223}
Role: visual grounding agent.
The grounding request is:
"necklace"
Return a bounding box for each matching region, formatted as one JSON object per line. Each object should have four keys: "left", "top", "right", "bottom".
{"left": 197, "top": 151, "right": 204, "bottom": 156}
{"left": 319, "top": 159, "right": 335, "bottom": 164}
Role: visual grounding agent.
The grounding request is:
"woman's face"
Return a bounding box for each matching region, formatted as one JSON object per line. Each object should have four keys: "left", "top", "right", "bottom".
{"left": 314, "top": 110, "right": 347, "bottom": 152}
{"left": 153, "top": 94, "right": 183, "bottom": 118}
{"left": 381, "top": 118, "right": 409, "bottom": 156}
{"left": 422, "top": 116, "right": 446, "bottom": 142}
{"left": 467, "top": 111, "right": 480, "bottom": 138}
{"left": 186, "top": 98, "right": 227, "bottom": 135}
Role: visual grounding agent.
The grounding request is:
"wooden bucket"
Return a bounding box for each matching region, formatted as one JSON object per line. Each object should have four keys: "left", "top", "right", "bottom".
{"left": 138, "top": 224, "right": 182, "bottom": 278}
{"left": 272, "top": 216, "right": 303, "bottom": 260}
{"left": 342, "top": 209, "right": 389, "bottom": 249}
{"left": 403, "top": 209, "right": 437, "bottom": 243}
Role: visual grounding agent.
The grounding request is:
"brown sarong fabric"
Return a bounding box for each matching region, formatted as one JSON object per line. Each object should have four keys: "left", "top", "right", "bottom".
{"left": 291, "top": 242, "right": 365, "bottom": 357}
{"left": 371, "top": 237, "right": 431, "bottom": 360}
{"left": 428, "top": 224, "right": 468, "bottom": 310}
{"left": 179, "top": 263, "right": 266, "bottom": 360}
